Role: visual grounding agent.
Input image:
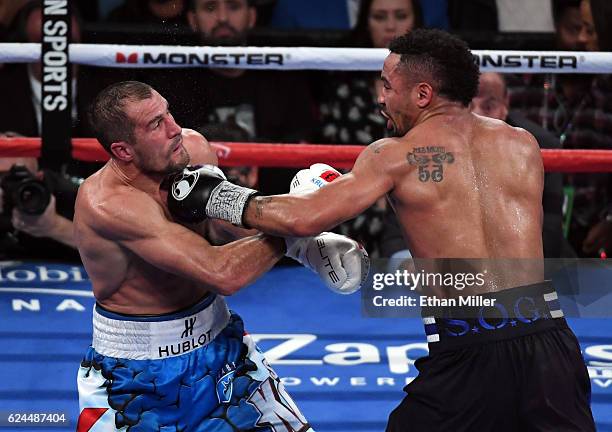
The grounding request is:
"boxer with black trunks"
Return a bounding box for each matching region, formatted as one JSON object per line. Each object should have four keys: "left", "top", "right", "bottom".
{"left": 73, "top": 81, "right": 369, "bottom": 431}
{"left": 172, "top": 29, "right": 595, "bottom": 431}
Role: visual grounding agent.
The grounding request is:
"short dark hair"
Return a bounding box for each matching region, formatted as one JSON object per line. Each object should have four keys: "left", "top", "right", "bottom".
{"left": 88, "top": 81, "right": 153, "bottom": 153}
{"left": 552, "top": 0, "right": 581, "bottom": 24}
{"left": 388, "top": 29, "right": 479, "bottom": 106}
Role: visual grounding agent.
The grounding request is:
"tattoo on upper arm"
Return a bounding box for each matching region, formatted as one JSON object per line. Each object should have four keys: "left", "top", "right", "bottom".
{"left": 254, "top": 197, "right": 273, "bottom": 219}
{"left": 407, "top": 146, "right": 454, "bottom": 183}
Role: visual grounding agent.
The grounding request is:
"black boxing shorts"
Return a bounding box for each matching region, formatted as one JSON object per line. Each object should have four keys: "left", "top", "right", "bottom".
{"left": 386, "top": 281, "right": 595, "bottom": 432}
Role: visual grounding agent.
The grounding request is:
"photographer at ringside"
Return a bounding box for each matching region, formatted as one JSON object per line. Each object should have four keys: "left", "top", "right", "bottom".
{"left": 0, "top": 144, "right": 80, "bottom": 261}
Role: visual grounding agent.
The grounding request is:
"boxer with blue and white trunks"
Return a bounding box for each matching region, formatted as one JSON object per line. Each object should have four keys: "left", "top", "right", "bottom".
{"left": 77, "top": 295, "right": 311, "bottom": 431}
{"left": 74, "top": 81, "right": 369, "bottom": 431}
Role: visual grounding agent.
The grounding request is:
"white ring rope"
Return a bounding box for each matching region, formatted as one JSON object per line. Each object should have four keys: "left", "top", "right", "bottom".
{"left": 2, "top": 43, "right": 612, "bottom": 73}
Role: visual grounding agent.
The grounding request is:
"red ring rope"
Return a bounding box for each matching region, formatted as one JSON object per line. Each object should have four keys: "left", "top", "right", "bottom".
{"left": 1, "top": 137, "right": 611, "bottom": 172}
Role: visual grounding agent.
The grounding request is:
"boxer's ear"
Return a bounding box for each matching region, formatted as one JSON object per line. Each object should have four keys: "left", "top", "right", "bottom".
{"left": 110, "top": 141, "right": 134, "bottom": 162}
{"left": 415, "top": 83, "right": 433, "bottom": 108}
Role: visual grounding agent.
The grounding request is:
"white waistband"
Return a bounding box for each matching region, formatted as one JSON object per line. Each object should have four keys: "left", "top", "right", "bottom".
{"left": 92, "top": 296, "right": 230, "bottom": 360}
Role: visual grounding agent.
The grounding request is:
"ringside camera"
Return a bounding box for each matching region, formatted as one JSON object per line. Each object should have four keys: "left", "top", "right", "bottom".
{"left": 1, "top": 165, "right": 51, "bottom": 216}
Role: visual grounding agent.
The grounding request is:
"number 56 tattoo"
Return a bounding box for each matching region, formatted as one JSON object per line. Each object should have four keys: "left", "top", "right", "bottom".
{"left": 407, "top": 146, "right": 455, "bottom": 183}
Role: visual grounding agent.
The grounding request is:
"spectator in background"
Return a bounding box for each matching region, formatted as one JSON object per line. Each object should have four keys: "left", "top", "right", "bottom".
{"left": 319, "top": 0, "right": 423, "bottom": 145}
{"left": 471, "top": 72, "right": 568, "bottom": 258}
{"left": 150, "top": 0, "right": 316, "bottom": 195}
{"left": 351, "top": 0, "right": 421, "bottom": 49}
{"left": 0, "top": 1, "right": 100, "bottom": 138}
{"left": 509, "top": 0, "right": 612, "bottom": 257}
{"left": 580, "top": 0, "right": 612, "bottom": 52}
{"left": 576, "top": 0, "right": 612, "bottom": 257}
{"left": 553, "top": 0, "right": 583, "bottom": 50}
{"left": 181, "top": 0, "right": 316, "bottom": 143}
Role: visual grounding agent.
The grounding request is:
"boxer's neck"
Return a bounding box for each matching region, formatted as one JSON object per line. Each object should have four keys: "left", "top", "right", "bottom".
{"left": 413, "top": 102, "right": 467, "bottom": 129}
{"left": 108, "top": 158, "right": 165, "bottom": 195}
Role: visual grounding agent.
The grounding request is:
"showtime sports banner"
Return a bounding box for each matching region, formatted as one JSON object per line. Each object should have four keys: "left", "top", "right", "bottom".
{"left": 0, "top": 262, "right": 611, "bottom": 431}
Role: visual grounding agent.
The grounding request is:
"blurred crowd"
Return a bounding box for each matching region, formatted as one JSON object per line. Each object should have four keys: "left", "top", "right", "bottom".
{"left": 0, "top": 0, "right": 611, "bottom": 262}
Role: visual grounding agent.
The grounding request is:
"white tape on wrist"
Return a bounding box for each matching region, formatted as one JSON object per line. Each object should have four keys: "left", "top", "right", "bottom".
{"left": 205, "top": 181, "right": 258, "bottom": 226}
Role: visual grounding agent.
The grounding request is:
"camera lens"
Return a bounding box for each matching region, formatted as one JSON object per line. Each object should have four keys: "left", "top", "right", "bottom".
{"left": 15, "top": 181, "right": 50, "bottom": 215}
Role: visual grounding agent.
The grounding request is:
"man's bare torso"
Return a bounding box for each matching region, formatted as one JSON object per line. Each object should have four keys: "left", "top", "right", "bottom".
{"left": 73, "top": 164, "right": 210, "bottom": 314}
{"left": 381, "top": 112, "right": 544, "bottom": 292}
{"left": 73, "top": 132, "right": 214, "bottom": 314}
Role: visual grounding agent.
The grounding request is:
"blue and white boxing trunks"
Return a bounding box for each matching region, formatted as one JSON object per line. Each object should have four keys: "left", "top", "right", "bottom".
{"left": 77, "top": 294, "right": 313, "bottom": 432}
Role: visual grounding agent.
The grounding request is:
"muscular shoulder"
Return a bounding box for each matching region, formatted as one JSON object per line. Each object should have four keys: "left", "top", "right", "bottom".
{"left": 349, "top": 137, "right": 404, "bottom": 191}
{"left": 355, "top": 138, "right": 402, "bottom": 171}
{"left": 476, "top": 115, "right": 540, "bottom": 155}
{"left": 507, "top": 124, "right": 541, "bottom": 161}
{"left": 485, "top": 122, "right": 543, "bottom": 178}
{"left": 77, "top": 177, "right": 165, "bottom": 241}
{"left": 366, "top": 136, "right": 411, "bottom": 159}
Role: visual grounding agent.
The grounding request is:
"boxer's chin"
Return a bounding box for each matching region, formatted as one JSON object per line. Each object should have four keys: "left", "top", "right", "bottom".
{"left": 162, "top": 151, "right": 189, "bottom": 176}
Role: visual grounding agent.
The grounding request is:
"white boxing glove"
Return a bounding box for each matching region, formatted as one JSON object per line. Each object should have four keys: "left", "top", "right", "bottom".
{"left": 286, "top": 163, "right": 368, "bottom": 293}
{"left": 285, "top": 232, "right": 370, "bottom": 294}
{"left": 290, "top": 163, "right": 341, "bottom": 195}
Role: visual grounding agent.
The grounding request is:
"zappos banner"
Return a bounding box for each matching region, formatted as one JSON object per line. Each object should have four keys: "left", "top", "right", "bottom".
{"left": 0, "top": 261, "right": 611, "bottom": 431}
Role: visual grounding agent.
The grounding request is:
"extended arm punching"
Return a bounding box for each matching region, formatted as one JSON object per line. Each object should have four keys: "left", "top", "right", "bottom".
{"left": 243, "top": 144, "right": 395, "bottom": 237}
{"left": 165, "top": 149, "right": 384, "bottom": 293}
{"left": 165, "top": 142, "right": 394, "bottom": 236}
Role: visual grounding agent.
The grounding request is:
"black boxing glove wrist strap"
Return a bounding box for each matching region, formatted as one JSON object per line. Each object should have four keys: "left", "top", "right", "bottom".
{"left": 205, "top": 181, "right": 258, "bottom": 226}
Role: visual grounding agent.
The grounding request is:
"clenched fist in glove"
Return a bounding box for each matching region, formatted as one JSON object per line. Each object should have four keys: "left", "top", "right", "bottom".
{"left": 290, "top": 163, "right": 342, "bottom": 195}
{"left": 285, "top": 232, "right": 369, "bottom": 295}
{"left": 167, "top": 165, "right": 258, "bottom": 226}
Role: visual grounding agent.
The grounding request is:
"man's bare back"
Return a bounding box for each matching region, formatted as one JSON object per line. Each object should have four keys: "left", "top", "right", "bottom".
{"left": 236, "top": 110, "right": 544, "bottom": 292}
{"left": 375, "top": 110, "right": 545, "bottom": 291}
{"left": 234, "top": 54, "right": 544, "bottom": 292}
{"left": 385, "top": 111, "right": 543, "bottom": 260}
